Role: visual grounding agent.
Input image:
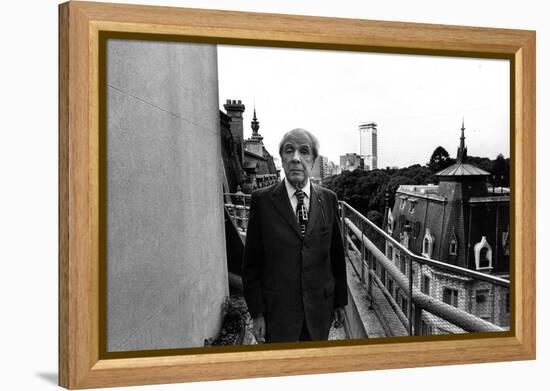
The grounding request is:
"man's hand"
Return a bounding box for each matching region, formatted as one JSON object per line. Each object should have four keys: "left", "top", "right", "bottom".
{"left": 252, "top": 315, "right": 266, "bottom": 343}
{"left": 333, "top": 307, "right": 345, "bottom": 328}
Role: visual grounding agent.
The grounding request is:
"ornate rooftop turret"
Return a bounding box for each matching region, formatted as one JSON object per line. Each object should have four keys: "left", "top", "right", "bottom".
{"left": 436, "top": 121, "right": 490, "bottom": 200}
{"left": 250, "top": 106, "right": 263, "bottom": 141}
{"left": 436, "top": 121, "right": 489, "bottom": 178}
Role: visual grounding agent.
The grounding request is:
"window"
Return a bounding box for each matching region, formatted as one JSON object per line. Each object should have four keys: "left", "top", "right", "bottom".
{"left": 400, "top": 198, "right": 406, "bottom": 209}
{"left": 409, "top": 200, "right": 416, "bottom": 214}
{"left": 449, "top": 232, "right": 458, "bottom": 255}
{"left": 400, "top": 231, "right": 409, "bottom": 249}
{"left": 387, "top": 210, "right": 394, "bottom": 235}
{"left": 474, "top": 236, "right": 493, "bottom": 270}
{"left": 449, "top": 240, "right": 457, "bottom": 255}
{"left": 443, "top": 287, "right": 459, "bottom": 307}
{"left": 479, "top": 248, "right": 490, "bottom": 268}
{"left": 386, "top": 244, "right": 394, "bottom": 261}
{"left": 475, "top": 290, "right": 488, "bottom": 303}
{"left": 388, "top": 279, "right": 394, "bottom": 297}
{"left": 400, "top": 257, "right": 407, "bottom": 274}
{"left": 422, "top": 229, "right": 435, "bottom": 258}
{"left": 399, "top": 214, "right": 405, "bottom": 229}
{"left": 474, "top": 289, "right": 490, "bottom": 318}
{"left": 423, "top": 238, "right": 430, "bottom": 254}
{"left": 421, "top": 275, "right": 430, "bottom": 295}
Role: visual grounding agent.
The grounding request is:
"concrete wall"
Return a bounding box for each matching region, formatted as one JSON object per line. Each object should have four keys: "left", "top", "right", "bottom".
{"left": 106, "top": 39, "right": 228, "bottom": 352}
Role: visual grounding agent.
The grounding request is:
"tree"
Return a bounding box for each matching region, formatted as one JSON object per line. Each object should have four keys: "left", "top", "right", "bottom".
{"left": 366, "top": 210, "right": 383, "bottom": 228}
{"left": 465, "top": 155, "right": 492, "bottom": 173}
{"left": 428, "top": 146, "right": 454, "bottom": 173}
{"left": 491, "top": 154, "right": 510, "bottom": 187}
{"left": 322, "top": 149, "right": 508, "bottom": 228}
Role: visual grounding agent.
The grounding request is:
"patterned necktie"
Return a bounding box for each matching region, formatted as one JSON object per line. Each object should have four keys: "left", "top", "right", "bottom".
{"left": 295, "top": 189, "right": 308, "bottom": 238}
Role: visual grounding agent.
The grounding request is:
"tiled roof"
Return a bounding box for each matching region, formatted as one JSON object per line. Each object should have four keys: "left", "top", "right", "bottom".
{"left": 244, "top": 150, "right": 267, "bottom": 160}
{"left": 436, "top": 163, "right": 490, "bottom": 177}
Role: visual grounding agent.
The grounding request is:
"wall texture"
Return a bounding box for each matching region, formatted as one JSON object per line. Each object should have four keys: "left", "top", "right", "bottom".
{"left": 106, "top": 39, "right": 227, "bottom": 352}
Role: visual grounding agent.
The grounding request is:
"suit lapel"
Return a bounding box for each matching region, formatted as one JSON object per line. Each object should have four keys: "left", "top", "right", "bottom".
{"left": 305, "top": 184, "right": 322, "bottom": 240}
{"left": 269, "top": 181, "right": 302, "bottom": 238}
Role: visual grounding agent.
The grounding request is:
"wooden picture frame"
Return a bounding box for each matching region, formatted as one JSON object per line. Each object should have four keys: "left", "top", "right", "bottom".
{"left": 59, "top": 1, "right": 536, "bottom": 388}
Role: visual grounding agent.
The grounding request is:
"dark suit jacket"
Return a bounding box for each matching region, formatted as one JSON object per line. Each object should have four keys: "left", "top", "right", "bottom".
{"left": 242, "top": 180, "right": 347, "bottom": 342}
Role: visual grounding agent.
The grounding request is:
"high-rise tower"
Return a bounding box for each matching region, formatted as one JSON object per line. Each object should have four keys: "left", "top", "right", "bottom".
{"left": 359, "top": 122, "right": 378, "bottom": 170}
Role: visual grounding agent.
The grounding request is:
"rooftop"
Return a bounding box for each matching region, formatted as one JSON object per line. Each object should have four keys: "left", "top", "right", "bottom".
{"left": 436, "top": 120, "right": 491, "bottom": 178}
{"left": 436, "top": 162, "right": 490, "bottom": 177}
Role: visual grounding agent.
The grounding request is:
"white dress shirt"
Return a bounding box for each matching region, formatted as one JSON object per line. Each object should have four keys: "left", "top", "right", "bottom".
{"left": 284, "top": 178, "right": 311, "bottom": 215}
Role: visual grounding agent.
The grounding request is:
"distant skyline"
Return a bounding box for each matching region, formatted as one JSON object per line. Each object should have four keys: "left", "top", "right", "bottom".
{"left": 217, "top": 45, "right": 509, "bottom": 169}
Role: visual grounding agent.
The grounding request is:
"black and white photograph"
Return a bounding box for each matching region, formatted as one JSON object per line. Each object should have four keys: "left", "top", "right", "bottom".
{"left": 2, "top": 0, "right": 546, "bottom": 390}
{"left": 105, "top": 39, "right": 510, "bottom": 352}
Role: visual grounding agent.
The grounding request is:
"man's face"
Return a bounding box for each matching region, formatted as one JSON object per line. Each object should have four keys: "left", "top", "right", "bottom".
{"left": 281, "top": 131, "right": 315, "bottom": 189}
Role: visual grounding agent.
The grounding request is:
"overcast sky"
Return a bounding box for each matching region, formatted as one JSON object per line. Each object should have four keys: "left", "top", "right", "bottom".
{"left": 217, "top": 45, "right": 509, "bottom": 169}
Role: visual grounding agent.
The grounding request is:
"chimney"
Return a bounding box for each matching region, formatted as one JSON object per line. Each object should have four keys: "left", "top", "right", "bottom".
{"left": 223, "top": 99, "right": 246, "bottom": 144}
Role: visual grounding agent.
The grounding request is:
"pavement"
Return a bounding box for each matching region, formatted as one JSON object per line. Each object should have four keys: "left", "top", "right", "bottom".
{"left": 233, "top": 293, "right": 349, "bottom": 344}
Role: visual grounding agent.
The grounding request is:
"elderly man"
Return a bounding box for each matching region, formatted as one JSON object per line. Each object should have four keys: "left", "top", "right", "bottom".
{"left": 242, "top": 128, "right": 347, "bottom": 343}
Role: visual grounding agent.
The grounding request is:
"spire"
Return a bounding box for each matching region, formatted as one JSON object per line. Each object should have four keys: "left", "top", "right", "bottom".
{"left": 457, "top": 119, "right": 468, "bottom": 163}
{"left": 250, "top": 105, "right": 262, "bottom": 140}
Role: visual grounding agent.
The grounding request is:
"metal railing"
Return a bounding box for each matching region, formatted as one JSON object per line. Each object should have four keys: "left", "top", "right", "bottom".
{"left": 224, "top": 193, "right": 251, "bottom": 231}
{"left": 339, "top": 201, "right": 510, "bottom": 336}
{"left": 255, "top": 174, "right": 279, "bottom": 189}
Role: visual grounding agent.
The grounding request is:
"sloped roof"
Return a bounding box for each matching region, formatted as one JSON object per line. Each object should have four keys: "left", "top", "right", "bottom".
{"left": 435, "top": 121, "right": 491, "bottom": 178}
{"left": 436, "top": 162, "right": 490, "bottom": 177}
{"left": 244, "top": 149, "right": 267, "bottom": 160}
{"left": 243, "top": 160, "right": 258, "bottom": 169}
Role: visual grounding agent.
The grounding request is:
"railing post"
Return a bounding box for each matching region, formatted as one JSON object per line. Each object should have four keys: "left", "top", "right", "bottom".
{"left": 360, "top": 219, "right": 365, "bottom": 283}
{"left": 340, "top": 203, "right": 346, "bottom": 246}
{"left": 367, "top": 251, "right": 374, "bottom": 309}
{"left": 324, "top": 201, "right": 510, "bottom": 335}
{"left": 407, "top": 254, "right": 414, "bottom": 336}
{"left": 243, "top": 195, "right": 246, "bottom": 230}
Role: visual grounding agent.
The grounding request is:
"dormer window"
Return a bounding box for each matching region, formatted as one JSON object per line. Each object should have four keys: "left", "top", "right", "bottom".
{"left": 421, "top": 275, "right": 431, "bottom": 295}
{"left": 400, "top": 197, "right": 406, "bottom": 209}
{"left": 449, "top": 232, "right": 458, "bottom": 256}
{"left": 422, "top": 229, "right": 435, "bottom": 259}
{"left": 386, "top": 243, "right": 394, "bottom": 260}
{"left": 409, "top": 200, "right": 416, "bottom": 214}
{"left": 400, "top": 231, "right": 409, "bottom": 249}
{"left": 474, "top": 236, "right": 493, "bottom": 270}
{"left": 394, "top": 250, "right": 400, "bottom": 267}
{"left": 387, "top": 210, "right": 394, "bottom": 235}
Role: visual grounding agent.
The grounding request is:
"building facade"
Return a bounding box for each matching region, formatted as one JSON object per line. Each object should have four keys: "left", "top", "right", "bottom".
{"left": 340, "top": 153, "right": 364, "bottom": 172}
{"left": 311, "top": 155, "right": 329, "bottom": 184}
{"left": 383, "top": 123, "right": 510, "bottom": 332}
{"left": 359, "top": 122, "right": 378, "bottom": 170}
{"left": 327, "top": 161, "right": 338, "bottom": 177}
{"left": 221, "top": 100, "right": 279, "bottom": 193}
